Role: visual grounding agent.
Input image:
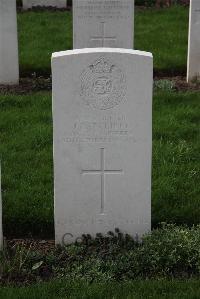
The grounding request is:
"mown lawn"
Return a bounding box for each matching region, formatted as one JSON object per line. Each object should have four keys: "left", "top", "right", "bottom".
{"left": 18, "top": 5, "right": 189, "bottom": 76}
{"left": 0, "top": 89, "right": 199, "bottom": 236}
{"left": 1, "top": 279, "right": 200, "bottom": 299}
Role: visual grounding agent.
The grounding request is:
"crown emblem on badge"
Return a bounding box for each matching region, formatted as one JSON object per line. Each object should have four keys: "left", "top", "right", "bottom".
{"left": 81, "top": 56, "right": 126, "bottom": 110}
{"left": 89, "top": 57, "right": 113, "bottom": 74}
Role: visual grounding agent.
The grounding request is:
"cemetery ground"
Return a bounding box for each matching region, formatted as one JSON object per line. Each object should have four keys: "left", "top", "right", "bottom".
{"left": 0, "top": 4, "right": 200, "bottom": 297}
{"left": 1, "top": 279, "right": 200, "bottom": 299}
{"left": 18, "top": 5, "right": 187, "bottom": 76}
{"left": 0, "top": 90, "right": 200, "bottom": 236}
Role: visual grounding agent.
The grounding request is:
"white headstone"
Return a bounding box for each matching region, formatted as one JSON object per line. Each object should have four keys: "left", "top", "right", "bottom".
{"left": 73, "top": 0, "right": 134, "bottom": 49}
{"left": 0, "top": 163, "right": 3, "bottom": 250}
{"left": 0, "top": 0, "right": 19, "bottom": 85}
{"left": 22, "top": 0, "right": 67, "bottom": 9}
{"left": 52, "top": 48, "right": 152, "bottom": 244}
{"left": 187, "top": 0, "right": 200, "bottom": 82}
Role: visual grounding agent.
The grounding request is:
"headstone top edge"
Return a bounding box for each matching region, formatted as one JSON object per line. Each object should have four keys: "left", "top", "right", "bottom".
{"left": 52, "top": 48, "right": 153, "bottom": 60}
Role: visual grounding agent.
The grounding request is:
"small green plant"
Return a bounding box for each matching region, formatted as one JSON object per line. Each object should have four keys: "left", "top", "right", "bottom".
{"left": 191, "top": 76, "right": 200, "bottom": 85}
{"left": 154, "top": 79, "right": 175, "bottom": 91}
{"left": 0, "top": 241, "right": 33, "bottom": 284}
{"left": 1, "top": 225, "right": 200, "bottom": 286}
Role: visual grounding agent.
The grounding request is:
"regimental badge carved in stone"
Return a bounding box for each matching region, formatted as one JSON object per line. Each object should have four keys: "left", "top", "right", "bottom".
{"left": 80, "top": 57, "right": 126, "bottom": 110}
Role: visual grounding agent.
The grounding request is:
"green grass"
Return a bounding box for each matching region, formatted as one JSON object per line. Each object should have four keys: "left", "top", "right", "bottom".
{"left": 0, "top": 90, "right": 199, "bottom": 236}
{"left": 152, "top": 90, "right": 200, "bottom": 226}
{"left": 0, "top": 92, "right": 53, "bottom": 236}
{"left": 135, "top": 6, "right": 188, "bottom": 74}
{"left": 18, "top": 11, "right": 72, "bottom": 76}
{"left": 1, "top": 279, "right": 200, "bottom": 299}
{"left": 18, "top": 6, "right": 189, "bottom": 76}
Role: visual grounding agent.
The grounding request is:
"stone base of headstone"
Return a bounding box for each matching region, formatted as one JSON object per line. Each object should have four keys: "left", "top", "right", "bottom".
{"left": 22, "top": 0, "right": 67, "bottom": 9}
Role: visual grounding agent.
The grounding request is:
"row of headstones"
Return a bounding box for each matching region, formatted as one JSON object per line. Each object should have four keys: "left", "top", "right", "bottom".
{"left": 48, "top": 0, "right": 150, "bottom": 244}
{"left": 0, "top": 0, "right": 199, "bottom": 85}
{"left": 0, "top": 0, "right": 198, "bottom": 246}
{"left": 0, "top": 0, "right": 151, "bottom": 246}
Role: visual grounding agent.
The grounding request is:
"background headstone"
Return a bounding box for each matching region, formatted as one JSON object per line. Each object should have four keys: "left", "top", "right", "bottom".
{"left": 22, "top": 0, "right": 67, "bottom": 9}
{"left": 0, "top": 163, "right": 3, "bottom": 250}
{"left": 52, "top": 48, "right": 152, "bottom": 244}
{"left": 187, "top": 0, "right": 200, "bottom": 82}
{"left": 0, "top": 0, "right": 19, "bottom": 85}
{"left": 73, "top": 0, "right": 134, "bottom": 49}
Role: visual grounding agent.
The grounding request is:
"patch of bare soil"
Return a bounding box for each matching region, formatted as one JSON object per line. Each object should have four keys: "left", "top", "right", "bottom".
{"left": 0, "top": 77, "right": 52, "bottom": 95}
{"left": 6, "top": 238, "right": 55, "bottom": 254}
{"left": 17, "top": 6, "right": 72, "bottom": 13}
{"left": 0, "top": 76, "right": 199, "bottom": 95}
{"left": 1, "top": 239, "right": 56, "bottom": 285}
{"left": 154, "top": 76, "right": 200, "bottom": 91}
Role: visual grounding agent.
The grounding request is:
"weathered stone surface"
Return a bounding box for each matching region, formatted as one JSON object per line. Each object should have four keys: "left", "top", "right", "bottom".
{"left": 22, "top": 0, "right": 67, "bottom": 9}
{"left": 52, "top": 48, "right": 152, "bottom": 244}
{"left": 0, "top": 0, "right": 19, "bottom": 85}
{"left": 73, "top": 0, "right": 134, "bottom": 49}
{"left": 0, "top": 163, "right": 3, "bottom": 250}
{"left": 187, "top": 0, "right": 200, "bottom": 82}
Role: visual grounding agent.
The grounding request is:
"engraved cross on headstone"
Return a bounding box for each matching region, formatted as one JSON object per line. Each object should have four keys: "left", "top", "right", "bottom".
{"left": 81, "top": 148, "right": 123, "bottom": 214}
{"left": 90, "top": 22, "right": 117, "bottom": 47}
